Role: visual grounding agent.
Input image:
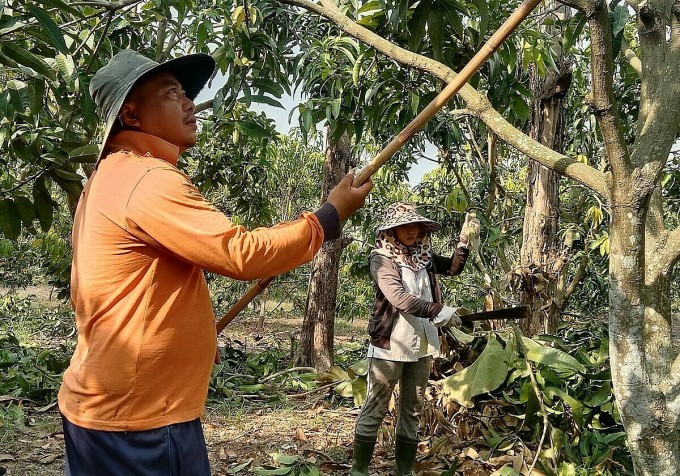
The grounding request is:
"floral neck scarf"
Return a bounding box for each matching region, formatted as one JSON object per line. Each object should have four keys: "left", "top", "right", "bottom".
{"left": 373, "top": 228, "right": 433, "bottom": 271}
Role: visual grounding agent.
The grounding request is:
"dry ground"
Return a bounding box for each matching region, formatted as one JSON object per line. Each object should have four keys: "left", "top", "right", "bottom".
{"left": 1, "top": 297, "right": 395, "bottom": 475}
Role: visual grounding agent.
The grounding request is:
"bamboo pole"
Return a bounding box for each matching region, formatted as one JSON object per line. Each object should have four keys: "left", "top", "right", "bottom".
{"left": 217, "top": 277, "right": 273, "bottom": 333}
{"left": 217, "top": 0, "right": 542, "bottom": 334}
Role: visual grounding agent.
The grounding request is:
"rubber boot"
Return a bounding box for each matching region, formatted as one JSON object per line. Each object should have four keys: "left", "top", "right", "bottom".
{"left": 393, "top": 435, "right": 418, "bottom": 476}
{"left": 350, "top": 433, "right": 377, "bottom": 476}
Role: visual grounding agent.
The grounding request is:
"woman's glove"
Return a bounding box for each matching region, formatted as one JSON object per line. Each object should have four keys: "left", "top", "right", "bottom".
{"left": 458, "top": 212, "right": 481, "bottom": 250}
{"left": 432, "top": 306, "right": 463, "bottom": 328}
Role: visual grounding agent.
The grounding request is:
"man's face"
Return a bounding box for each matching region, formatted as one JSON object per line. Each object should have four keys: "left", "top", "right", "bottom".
{"left": 122, "top": 70, "right": 197, "bottom": 152}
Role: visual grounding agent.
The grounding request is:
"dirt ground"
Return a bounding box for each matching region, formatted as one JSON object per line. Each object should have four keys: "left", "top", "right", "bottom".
{"left": 0, "top": 309, "right": 388, "bottom": 476}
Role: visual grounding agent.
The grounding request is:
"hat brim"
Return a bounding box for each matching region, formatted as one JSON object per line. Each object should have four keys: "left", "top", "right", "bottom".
{"left": 96, "top": 53, "right": 215, "bottom": 166}
{"left": 155, "top": 54, "right": 216, "bottom": 101}
{"left": 378, "top": 219, "right": 441, "bottom": 233}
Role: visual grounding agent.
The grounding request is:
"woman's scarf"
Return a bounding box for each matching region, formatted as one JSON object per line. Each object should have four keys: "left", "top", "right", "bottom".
{"left": 373, "top": 228, "right": 433, "bottom": 271}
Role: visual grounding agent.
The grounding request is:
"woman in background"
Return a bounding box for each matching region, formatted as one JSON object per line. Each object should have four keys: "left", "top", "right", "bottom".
{"left": 351, "top": 203, "right": 480, "bottom": 475}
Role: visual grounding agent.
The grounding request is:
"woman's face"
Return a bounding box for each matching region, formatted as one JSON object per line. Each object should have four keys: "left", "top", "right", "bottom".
{"left": 393, "top": 223, "right": 426, "bottom": 247}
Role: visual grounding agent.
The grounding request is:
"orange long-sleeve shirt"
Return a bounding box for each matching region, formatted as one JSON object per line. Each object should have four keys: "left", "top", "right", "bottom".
{"left": 59, "top": 131, "right": 326, "bottom": 431}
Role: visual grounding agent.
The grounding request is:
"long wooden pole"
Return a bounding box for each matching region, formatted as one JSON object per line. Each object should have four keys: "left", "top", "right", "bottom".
{"left": 217, "top": 0, "right": 542, "bottom": 334}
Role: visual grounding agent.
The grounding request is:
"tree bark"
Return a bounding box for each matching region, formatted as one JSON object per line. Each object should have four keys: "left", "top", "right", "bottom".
{"left": 282, "top": 0, "right": 680, "bottom": 471}
{"left": 518, "top": 1, "right": 571, "bottom": 335}
{"left": 294, "top": 132, "right": 352, "bottom": 371}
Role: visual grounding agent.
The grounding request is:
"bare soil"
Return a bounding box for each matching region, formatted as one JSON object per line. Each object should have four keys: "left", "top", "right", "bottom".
{"left": 1, "top": 311, "right": 385, "bottom": 476}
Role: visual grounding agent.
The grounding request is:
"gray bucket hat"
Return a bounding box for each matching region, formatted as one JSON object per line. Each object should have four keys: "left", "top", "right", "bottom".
{"left": 377, "top": 202, "right": 441, "bottom": 233}
{"left": 89, "top": 49, "right": 215, "bottom": 166}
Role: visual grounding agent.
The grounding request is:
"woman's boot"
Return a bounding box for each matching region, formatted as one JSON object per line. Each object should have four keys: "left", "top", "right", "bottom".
{"left": 393, "top": 435, "right": 418, "bottom": 475}
{"left": 350, "top": 433, "right": 377, "bottom": 476}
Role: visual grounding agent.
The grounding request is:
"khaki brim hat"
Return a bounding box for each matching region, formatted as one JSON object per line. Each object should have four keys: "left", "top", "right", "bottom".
{"left": 90, "top": 49, "right": 215, "bottom": 167}
{"left": 377, "top": 202, "right": 441, "bottom": 233}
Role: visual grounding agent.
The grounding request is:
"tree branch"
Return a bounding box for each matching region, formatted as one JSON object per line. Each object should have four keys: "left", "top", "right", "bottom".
{"left": 277, "top": 0, "right": 610, "bottom": 199}
{"left": 0, "top": 168, "right": 50, "bottom": 197}
{"left": 558, "top": 0, "right": 598, "bottom": 17}
{"left": 195, "top": 100, "right": 212, "bottom": 114}
{"left": 561, "top": 252, "right": 589, "bottom": 303}
{"left": 629, "top": 0, "right": 680, "bottom": 181}
{"left": 584, "top": 1, "right": 632, "bottom": 180}
{"left": 656, "top": 226, "right": 680, "bottom": 276}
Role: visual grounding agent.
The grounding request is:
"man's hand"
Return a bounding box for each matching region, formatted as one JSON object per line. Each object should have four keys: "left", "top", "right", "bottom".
{"left": 326, "top": 173, "right": 373, "bottom": 222}
{"left": 458, "top": 212, "right": 481, "bottom": 249}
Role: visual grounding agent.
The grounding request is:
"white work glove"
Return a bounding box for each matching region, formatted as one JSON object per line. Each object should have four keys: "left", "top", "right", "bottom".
{"left": 432, "top": 306, "right": 463, "bottom": 328}
{"left": 458, "top": 212, "right": 481, "bottom": 250}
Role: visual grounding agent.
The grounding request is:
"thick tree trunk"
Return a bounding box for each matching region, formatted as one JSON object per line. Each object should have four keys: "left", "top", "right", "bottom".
{"left": 518, "top": 1, "right": 570, "bottom": 335}
{"left": 294, "top": 132, "right": 352, "bottom": 371}
{"left": 283, "top": 0, "right": 680, "bottom": 470}
{"left": 608, "top": 197, "right": 680, "bottom": 475}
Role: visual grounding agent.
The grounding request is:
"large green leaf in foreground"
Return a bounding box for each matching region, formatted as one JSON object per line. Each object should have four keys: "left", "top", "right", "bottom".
{"left": 442, "top": 337, "right": 510, "bottom": 408}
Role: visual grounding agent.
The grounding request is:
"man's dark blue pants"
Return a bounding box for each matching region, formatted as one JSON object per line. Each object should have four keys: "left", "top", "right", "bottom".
{"left": 62, "top": 414, "right": 211, "bottom": 475}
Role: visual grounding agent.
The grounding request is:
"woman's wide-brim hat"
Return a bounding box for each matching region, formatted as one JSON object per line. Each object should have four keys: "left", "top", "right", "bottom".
{"left": 89, "top": 49, "right": 215, "bottom": 166}
{"left": 377, "top": 202, "right": 441, "bottom": 233}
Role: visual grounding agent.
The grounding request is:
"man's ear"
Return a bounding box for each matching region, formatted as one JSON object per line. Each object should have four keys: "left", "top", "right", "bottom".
{"left": 119, "top": 102, "right": 140, "bottom": 128}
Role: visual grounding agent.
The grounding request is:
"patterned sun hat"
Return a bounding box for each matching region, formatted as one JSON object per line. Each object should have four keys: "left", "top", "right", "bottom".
{"left": 377, "top": 202, "right": 441, "bottom": 232}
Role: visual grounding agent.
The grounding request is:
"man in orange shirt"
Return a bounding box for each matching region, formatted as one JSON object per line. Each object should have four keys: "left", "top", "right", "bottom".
{"left": 58, "top": 50, "right": 372, "bottom": 475}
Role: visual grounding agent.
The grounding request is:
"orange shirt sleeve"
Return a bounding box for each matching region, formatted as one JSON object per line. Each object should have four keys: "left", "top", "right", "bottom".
{"left": 124, "top": 165, "right": 323, "bottom": 280}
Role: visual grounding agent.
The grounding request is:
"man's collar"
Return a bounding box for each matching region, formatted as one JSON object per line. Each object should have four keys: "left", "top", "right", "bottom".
{"left": 104, "top": 131, "right": 180, "bottom": 166}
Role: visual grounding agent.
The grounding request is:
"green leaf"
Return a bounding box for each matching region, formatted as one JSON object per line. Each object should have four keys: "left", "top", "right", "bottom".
{"left": 442, "top": 338, "right": 509, "bottom": 407}
{"left": 358, "top": 1, "right": 379, "bottom": 14}
{"left": 497, "top": 466, "right": 520, "bottom": 476}
{"left": 611, "top": 4, "right": 629, "bottom": 36}
{"left": 1, "top": 43, "right": 56, "bottom": 80}
{"left": 55, "top": 53, "right": 77, "bottom": 84}
{"left": 472, "top": 0, "right": 490, "bottom": 45}
{"left": 34, "top": 0, "right": 82, "bottom": 17}
{"left": 7, "top": 79, "right": 30, "bottom": 113}
{"left": 69, "top": 144, "right": 100, "bottom": 163}
{"left": 79, "top": 79, "right": 97, "bottom": 127}
{"left": 271, "top": 453, "right": 298, "bottom": 465}
{"left": 408, "top": 1, "right": 430, "bottom": 51}
{"left": 428, "top": 9, "right": 444, "bottom": 61}
{"left": 26, "top": 78, "right": 46, "bottom": 114}
{"left": 0, "top": 199, "right": 21, "bottom": 240}
{"left": 331, "top": 98, "right": 341, "bottom": 119}
{"left": 251, "top": 78, "right": 285, "bottom": 98}
{"left": 301, "top": 464, "right": 320, "bottom": 476}
{"left": 239, "top": 94, "right": 284, "bottom": 109}
{"left": 333, "top": 378, "right": 354, "bottom": 398}
{"left": 348, "top": 359, "right": 368, "bottom": 377}
{"left": 252, "top": 468, "right": 291, "bottom": 476}
{"left": 228, "top": 459, "right": 253, "bottom": 474}
{"left": 449, "top": 327, "right": 474, "bottom": 344}
{"left": 32, "top": 176, "right": 53, "bottom": 232}
{"left": 28, "top": 6, "right": 68, "bottom": 53}
{"left": 53, "top": 168, "right": 83, "bottom": 181}
{"left": 563, "top": 12, "right": 587, "bottom": 51}
{"left": 14, "top": 196, "right": 36, "bottom": 227}
{"left": 409, "top": 92, "right": 419, "bottom": 116}
{"left": 351, "top": 376, "right": 367, "bottom": 406}
{"left": 544, "top": 386, "right": 584, "bottom": 428}
{"left": 235, "top": 120, "right": 272, "bottom": 139}
{"left": 522, "top": 337, "right": 586, "bottom": 374}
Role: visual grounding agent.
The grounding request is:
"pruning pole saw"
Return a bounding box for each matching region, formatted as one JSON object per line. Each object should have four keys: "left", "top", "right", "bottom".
{"left": 217, "top": 0, "right": 543, "bottom": 334}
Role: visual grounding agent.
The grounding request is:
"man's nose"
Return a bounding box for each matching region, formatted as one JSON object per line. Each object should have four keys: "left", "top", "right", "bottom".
{"left": 184, "top": 96, "right": 195, "bottom": 111}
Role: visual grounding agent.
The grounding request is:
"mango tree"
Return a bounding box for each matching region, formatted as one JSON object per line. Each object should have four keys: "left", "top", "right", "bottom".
{"left": 276, "top": 0, "right": 680, "bottom": 473}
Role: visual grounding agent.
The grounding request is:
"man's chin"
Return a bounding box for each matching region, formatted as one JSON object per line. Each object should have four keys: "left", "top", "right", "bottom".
{"left": 185, "top": 135, "right": 197, "bottom": 148}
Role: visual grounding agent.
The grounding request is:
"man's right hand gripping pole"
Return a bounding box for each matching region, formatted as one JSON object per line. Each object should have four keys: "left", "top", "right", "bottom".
{"left": 326, "top": 172, "right": 373, "bottom": 223}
